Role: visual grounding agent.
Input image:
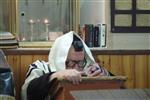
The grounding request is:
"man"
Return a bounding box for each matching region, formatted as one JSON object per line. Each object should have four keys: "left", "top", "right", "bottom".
{"left": 21, "top": 31, "right": 109, "bottom": 100}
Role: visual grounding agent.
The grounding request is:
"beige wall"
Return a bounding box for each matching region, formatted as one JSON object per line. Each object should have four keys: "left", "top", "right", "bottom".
{"left": 80, "top": 0, "right": 150, "bottom": 49}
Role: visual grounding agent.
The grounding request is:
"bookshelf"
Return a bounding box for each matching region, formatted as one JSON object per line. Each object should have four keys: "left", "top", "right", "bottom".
{"left": 80, "top": 24, "right": 107, "bottom": 48}
{"left": 19, "top": 41, "right": 53, "bottom": 48}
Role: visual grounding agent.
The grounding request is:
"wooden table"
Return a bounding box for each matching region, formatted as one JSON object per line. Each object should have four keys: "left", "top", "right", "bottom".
{"left": 50, "top": 76, "right": 127, "bottom": 100}
{"left": 71, "top": 89, "right": 150, "bottom": 100}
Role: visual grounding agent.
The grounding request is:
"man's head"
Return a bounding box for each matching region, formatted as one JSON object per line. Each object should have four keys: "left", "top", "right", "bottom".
{"left": 72, "top": 35, "right": 83, "bottom": 51}
{"left": 66, "top": 35, "right": 86, "bottom": 71}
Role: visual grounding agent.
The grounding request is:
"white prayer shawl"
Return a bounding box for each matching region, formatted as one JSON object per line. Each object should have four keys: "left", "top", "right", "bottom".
{"left": 49, "top": 31, "right": 95, "bottom": 72}
{"left": 21, "top": 60, "right": 50, "bottom": 100}
{"left": 21, "top": 31, "right": 95, "bottom": 100}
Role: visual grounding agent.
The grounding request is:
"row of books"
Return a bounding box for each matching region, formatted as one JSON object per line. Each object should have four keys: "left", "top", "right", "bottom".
{"left": 80, "top": 24, "right": 106, "bottom": 48}
{"left": 0, "top": 32, "right": 18, "bottom": 48}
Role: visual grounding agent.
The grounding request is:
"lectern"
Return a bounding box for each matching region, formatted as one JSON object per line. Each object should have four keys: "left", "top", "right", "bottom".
{"left": 50, "top": 76, "right": 127, "bottom": 100}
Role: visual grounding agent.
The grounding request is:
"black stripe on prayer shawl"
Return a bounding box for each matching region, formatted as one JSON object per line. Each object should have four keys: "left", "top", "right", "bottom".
{"left": 26, "top": 61, "right": 51, "bottom": 78}
{"left": 41, "top": 61, "right": 51, "bottom": 73}
{"left": 42, "top": 70, "right": 45, "bottom": 74}
{"left": 31, "top": 63, "right": 38, "bottom": 68}
{"left": 47, "top": 65, "right": 51, "bottom": 72}
{"left": 40, "top": 60, "right": 46, "bottom": 71}
{"left": 26, "top": 67, "right": 37, "bottom": 78}
{"left": 26, "top": 63, "right": 38, "bottom": 78}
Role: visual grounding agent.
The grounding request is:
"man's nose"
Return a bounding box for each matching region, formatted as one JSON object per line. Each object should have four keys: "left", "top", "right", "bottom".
{"left": 74, "top": 63, "right": 82, "bottom": 71}
{"left": 74, "top": 63, "right": 79, "bottom": 68}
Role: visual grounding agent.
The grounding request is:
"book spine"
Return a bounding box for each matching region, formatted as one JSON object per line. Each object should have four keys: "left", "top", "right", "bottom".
{"left": 94, "top": 26, "right": 100, "bottom": 47}
{"left": 84, "top": 24, "right": 89, "bottom": 46}
{"left": 101, "top": 24, "right": 106, "bottom": 47}
{"left": 98, "top": 24, "right": 106, "bottom": 47}
{"left": 88, "top": 24, "right": 94, "bottom": 47}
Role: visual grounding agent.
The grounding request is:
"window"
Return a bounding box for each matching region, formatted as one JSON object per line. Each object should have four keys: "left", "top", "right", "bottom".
{"left": 0, "top": 0, "right": 80, "bottom": 44}
{"left": 18, "top": 0, "right": 80, "bottom": 42}
{"left": 111, "top": 0, "right": 150, "bottom": 33}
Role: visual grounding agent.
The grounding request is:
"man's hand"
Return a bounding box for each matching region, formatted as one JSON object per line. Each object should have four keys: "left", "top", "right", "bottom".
{"left": 50, "top": 69, "right": 82, "bottom": 84}
{"left": 85, "top": 63, "right": 108, "bottom": 77}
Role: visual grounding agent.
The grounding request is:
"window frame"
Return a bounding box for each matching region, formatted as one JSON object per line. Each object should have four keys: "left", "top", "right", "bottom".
{"left": 111, "top": 0, "right": 150, "bottom": 33}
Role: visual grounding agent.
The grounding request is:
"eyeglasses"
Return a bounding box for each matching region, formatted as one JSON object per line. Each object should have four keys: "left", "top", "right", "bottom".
{"left": 65, "top": 58, "right": 87, "bottom": 69}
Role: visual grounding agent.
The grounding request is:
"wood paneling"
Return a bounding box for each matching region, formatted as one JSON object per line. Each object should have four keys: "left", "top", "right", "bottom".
{"left": 134, "top": 55, "right": 148, "bottom": 88}
{"left": 20, "top": 55, "right": 33, "bottom": 86}
{"left": 122, "top": 55, "right": 135, "bottom": 88}
{"left": 96, "top": 55, "right": 110, "bottom": 72}
{"left": 96, "top": 55, "right": 150, "bottom": 89}
{"left": 5, "top": 49, "right": 150, "bottom": 100}
{"left": 6, "top": 54, "right": 48, "bottom": 100}
{"left": 109, "top": 55, "right": 123, "bottom": 75}
{"left": 7, "top": 55, "right": 20, "bottom": 100}
{"left": 148, "top": 55, "right": 150, "bottom": 88}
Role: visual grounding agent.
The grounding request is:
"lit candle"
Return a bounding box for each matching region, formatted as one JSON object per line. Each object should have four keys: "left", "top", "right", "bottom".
{"left": 37, "top": 19, "right": 40, "bottom": 40}
{"left": 44, "top": 19, "right": 49, "bottom": 40}
{"left": 29, "top": 19, "right": 34, "bottom": 24}
{"left": 44, "top": 19, "right": 49, "bottom": 24}
{"left": 22, "top": 37, "right": 26, "bottom": 41}
{"left": 29, "top": 19, "right": 35, "bottom": 41}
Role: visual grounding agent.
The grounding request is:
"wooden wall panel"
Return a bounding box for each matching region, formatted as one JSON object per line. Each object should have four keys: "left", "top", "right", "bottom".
{"left": 20, "top": 55, "right": 48, "bottom": 86}
{"left": 20, "top": 55, "right": 33, "bottom": 86}
{"left": 6, "top": 55, "right": 48, "bottom": 100}
{"left": 6, "top": 55, "right": 21, "bottom": 100}
{"left": 122, "top": 55, "right": 135, "bottom": 88}
{"left": 134, "top": 55, "right": 148, "bottom": 88}
{"left": 102, "top": 55, "right": 110, "bottom": 71}
{"left": 96, "top": 55, "right": 111, "bottom": 72}
{"left": 96, "top": 55, "right": 103, "bottom": 65}
{"left": 109, "top": 55, "right": 123, "bottom": 75}
{"left": 33, "top": 55, "right": 48, "bottom": 62}
{"left": 148, "top": 55, "right": 150, "bottom": 88}
{"left": 87, "top": 54, "right": 150, "bottom": 89}
{"left": 5, "top": 53, "right": 150, "bottom": 100}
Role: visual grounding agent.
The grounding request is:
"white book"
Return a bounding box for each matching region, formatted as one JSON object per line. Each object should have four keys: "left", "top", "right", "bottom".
{"left": 0, "top": 32, "right": 15, "bottom": 40}
{"left": 97, "top": 24, "right": 106, "bottom": 47}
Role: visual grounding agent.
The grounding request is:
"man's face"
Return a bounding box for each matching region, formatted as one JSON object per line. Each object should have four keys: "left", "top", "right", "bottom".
{"left": 66, "top": 46, "right": 85, "bottom": 71}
